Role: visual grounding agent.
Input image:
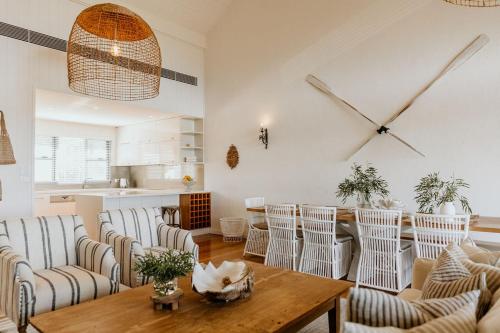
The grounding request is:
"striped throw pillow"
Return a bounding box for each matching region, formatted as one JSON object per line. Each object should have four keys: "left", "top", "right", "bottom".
{"left": 344, "top": 303, "right": 477, "bottom": 333}
{"left": 421, "top": 249, "right": 491, "bottom": 317}
{"left": 346, "top": 287, "right": 479, "bottom": 329}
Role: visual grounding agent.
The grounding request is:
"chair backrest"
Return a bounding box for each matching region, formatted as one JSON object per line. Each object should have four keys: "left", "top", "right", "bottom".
{"left": 98, "top": 207, "right": 161, "bottom": 248}
{"left": 356, "top": 208, "right": 402, "bottom": 253}
{"left": 265, "top": 204, "right": 297, "bottom": 239}
{"left": 299, "top": 205, "right": 337, "bottom": 244}
{"left": 245, "top": 197, "right": 265, "bottom": 227}
{"left": 411, "top": 213, "right": 470, "bottom": 259}
{"left": 0, "top": 215, "right": 84, "bottom": 270}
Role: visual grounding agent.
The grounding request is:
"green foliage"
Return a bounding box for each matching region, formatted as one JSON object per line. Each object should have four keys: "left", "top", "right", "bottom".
{"left": 134, "top": 249, "right": 194, "bottom": 283}
{"left": 414, "top": 172, "right": 472, "bottom": 214}
{"left": 336, "top": 163, "right": 389, "bottom": 204}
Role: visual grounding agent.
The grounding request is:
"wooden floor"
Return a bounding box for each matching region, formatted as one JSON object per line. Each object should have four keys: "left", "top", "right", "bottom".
{"left": 194, "top": 233, "right": 264, "bottom": 264}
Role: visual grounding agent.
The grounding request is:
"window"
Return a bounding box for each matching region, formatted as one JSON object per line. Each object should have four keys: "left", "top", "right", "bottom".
{"left": 35, "top": 136, "right": 111, "bottom": 184}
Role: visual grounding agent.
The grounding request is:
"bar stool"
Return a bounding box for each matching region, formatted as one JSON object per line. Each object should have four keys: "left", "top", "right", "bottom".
{"left": 163, "top": 206, "right": 180, "bottom": 228}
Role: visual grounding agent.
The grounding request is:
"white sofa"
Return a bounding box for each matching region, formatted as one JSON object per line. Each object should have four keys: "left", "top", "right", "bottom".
{"left": 97, "top": 207, "right": 199, "bottom": 288}
{"left": 0, "top": 215, "right": 120, "bottom": 328}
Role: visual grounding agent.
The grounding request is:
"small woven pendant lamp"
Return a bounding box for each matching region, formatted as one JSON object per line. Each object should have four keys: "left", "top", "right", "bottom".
{"left": 443, "top": 0, "right": 500, "bottom": 6}
{"left": 0, "top": 111, "right": 16, "bottom": 165}
{"left": 67, "top": 3, "right": 162, "bottom": 101}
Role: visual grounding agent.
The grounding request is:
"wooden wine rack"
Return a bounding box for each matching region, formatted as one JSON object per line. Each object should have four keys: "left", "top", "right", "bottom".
{"left": 180, "top": 192, "right": 211, "bottom": 230}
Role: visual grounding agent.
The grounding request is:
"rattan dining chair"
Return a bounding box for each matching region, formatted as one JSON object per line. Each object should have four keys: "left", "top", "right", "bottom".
{"left": 298, "top": 205, "right": 352, "bottom": 279}
{"left": 355, "top": 208, "right": 413, "bottom": 293}
{"left": 411, "top": 213, "right": 470, "bottom": 260}
{"left": 264, "top": 204, "right": 303, "bottom": 271}
{"left": 243, "top": 197, "right": 269, "bottom": 257}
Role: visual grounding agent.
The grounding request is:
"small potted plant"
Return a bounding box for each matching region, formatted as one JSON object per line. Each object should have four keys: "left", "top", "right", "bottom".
{"left": 135, "top": 249, "right": 194, "bottom": 297}
{"left": 182, "top": 175, "right": 195, "bottom": 192}
{"left": 414, "top": 172, "right": 472, "bottom": 215}
{"left": 336, "top": 163, "right": 389, "bottom": 208}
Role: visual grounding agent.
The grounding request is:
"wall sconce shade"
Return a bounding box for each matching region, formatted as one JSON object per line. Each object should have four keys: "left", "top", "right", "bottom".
{"left": 259, "top": 127, "right": 268, "bottom": 149}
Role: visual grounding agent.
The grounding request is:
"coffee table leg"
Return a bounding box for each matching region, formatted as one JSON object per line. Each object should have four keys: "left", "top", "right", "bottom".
{"left": 328, "top": 297, "right": 341, "bottom": 333}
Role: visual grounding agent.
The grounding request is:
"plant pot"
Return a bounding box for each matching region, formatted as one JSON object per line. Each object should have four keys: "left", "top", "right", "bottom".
{"left": 357, "top": 197, "right": 374, "bottom": 209}
{"left": 439, "top": 202, "right": 456, "bottom": 215}
{"left": 183, "top": 181, "right": 195, "bottom": 192}
{"left": 153, "top": 278, "right": 178, "bottom": 297}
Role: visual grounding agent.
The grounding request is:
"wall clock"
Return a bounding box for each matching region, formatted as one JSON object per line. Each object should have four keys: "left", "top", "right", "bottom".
{"left": 306, "top": 34, "right": 489, "bottom": 159}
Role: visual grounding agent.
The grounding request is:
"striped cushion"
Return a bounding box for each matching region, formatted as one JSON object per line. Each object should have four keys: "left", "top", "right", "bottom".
{"left": 99, "top": 208, "right": 161, "bottom": 248}
{"left": 344, "top": 303, "right": 477, "bottom": 333}
{"left": 421, "top": 249, "right": 491, "bottom": 317}
{"left": 32, "top": 265, "right": 119, "bottom": 316}
{"left": 1, "top": 216, "right": 79, "bottom": 271}
{"left": 346, "top": 287, "right": 480, "bottom": 329}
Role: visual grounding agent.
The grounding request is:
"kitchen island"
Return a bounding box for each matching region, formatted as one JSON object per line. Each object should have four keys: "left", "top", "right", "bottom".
{"left": 72, "top": 189, "right": 210, "bottom": 240}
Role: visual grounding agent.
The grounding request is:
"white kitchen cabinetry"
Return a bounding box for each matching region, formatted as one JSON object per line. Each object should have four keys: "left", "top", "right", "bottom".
{"left": 115, "top": 117, "right": 202, "bottom": 166}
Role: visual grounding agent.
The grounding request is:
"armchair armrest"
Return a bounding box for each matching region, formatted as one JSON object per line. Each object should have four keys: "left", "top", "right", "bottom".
{"left": 75, "top": 236, "right": 120, "bottom": 284}
{"left": 157, "top": 224, "right": 199, "bottom": 261}
{"left": 0, "top": 248, "right": 35, "bottom": 327}
{"left": 101, "top": 230, "right": 144, "bottom": 288}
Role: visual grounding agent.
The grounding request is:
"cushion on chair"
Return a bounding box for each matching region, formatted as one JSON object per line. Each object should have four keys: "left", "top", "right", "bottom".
{"left": 32, "top": 265, "right": 118, "bottom": 315}
{"left": 459, "top": 238, "right": 500, "bottom": 267}
{"left": 398, "top": 288, "right": 423, "bottom": 301}
{"left": 336, "top": 234, "right": 353, "bottom": 243}
{"left": 1, "top": 216, "right": 79, "bottom": 271}
{"left": 344, "top": 303, "right": 477, "bottom": 333}
{"left": 99, "top": 208, "right": 161, "bottom": 248}
{"left": 253, "top": 222, "right": 268, "bottom": 230}
{"left": 346, "top": 287, "right": 480, "bottom": 329}
{"left": 401, "top": 240, "right": 413, "bottom": 251}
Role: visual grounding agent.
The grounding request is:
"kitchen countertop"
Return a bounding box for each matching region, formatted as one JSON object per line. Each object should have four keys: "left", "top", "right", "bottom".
{"left": 35, "top": 188, "right": 208, "bottom": 198}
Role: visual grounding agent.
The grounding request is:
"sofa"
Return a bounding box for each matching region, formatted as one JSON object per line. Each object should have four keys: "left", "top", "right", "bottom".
{"left": 0, "top": 215, "right": 120, "bottom": 328}
{"left": 399, "top": 258, "right": 500, "bottom": 333}
{"left": 97, "top": 207, "right": 199, "bottom": 288}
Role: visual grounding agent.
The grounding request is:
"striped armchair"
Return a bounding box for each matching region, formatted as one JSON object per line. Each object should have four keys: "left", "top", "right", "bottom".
{"left": 0, "top": 215, "right": 120, "bottom": 328}
{"left": 98, "top": 207, "right": 199, "bottom": 288}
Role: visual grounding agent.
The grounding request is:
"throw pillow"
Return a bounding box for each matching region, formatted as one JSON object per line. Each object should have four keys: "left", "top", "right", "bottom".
{"left": 346, "top": 287, "right": 479, "bottom": 329}
{"left": 344, "top": 303, "right": 476, "bottom": 333}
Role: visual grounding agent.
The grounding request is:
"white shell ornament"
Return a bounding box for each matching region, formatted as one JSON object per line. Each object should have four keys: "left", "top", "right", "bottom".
{"left": 192, "top": 261, "right": 254, "bottom": 303}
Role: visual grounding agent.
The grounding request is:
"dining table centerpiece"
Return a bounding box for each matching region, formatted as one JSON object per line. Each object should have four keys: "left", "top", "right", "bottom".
{"left": 414, "top": 172, "right": 472, "bottom": 215}
{"left": 336, "top": 163, "right": 389, "bottom": 208}
{"left": 135, "top": 249, "right": 194, "bottom": 297}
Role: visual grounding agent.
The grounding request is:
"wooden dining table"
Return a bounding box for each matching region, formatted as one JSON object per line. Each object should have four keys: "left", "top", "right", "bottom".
{"left": 247, "top": 206, "right": 500, "bottom": 281}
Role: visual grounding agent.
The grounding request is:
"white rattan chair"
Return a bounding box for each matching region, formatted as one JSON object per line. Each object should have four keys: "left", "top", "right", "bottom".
{"left": 411, "top": 213, "right": 470, "bottom": 260}
{"left": 264, "top": 204, "right": 303, "bottom": 271}
{"left": 243, "top": 197, "right": 269, "bottom": 257}
{"left": 298, "top": 205, "right": 352, "bottom": 279}
{"left": 355, "top": 208, "right": 413, "bottom": 293}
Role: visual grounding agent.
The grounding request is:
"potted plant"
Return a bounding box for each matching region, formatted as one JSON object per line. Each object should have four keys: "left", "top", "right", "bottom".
{"left": 336, "top": 163, "right": 389, "bottom": 208}
{"left": 135, "top": 249, "right": 194, "bottom": 296}
{"left": 182, "top": 175, "right": 195, "bottom": 192}
{"left": 414, "top": 172, "right": 472, "bottom": 215}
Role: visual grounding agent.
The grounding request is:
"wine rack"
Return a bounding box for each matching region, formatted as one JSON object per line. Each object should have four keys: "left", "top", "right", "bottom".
{"left": 180, "top": 192, "right": 211, "bottom": 230}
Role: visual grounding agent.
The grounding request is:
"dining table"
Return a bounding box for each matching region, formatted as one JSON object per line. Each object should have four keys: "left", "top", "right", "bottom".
{"left": 246, "top": 206, "right": 498, "bottom": 281}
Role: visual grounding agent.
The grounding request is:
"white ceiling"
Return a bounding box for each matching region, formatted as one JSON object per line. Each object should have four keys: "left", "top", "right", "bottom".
{"left": 36, "top": 89, "right": 179, "bottom": 127}
{"left": 120, "top": 0, "right": 233, "bottom": 35}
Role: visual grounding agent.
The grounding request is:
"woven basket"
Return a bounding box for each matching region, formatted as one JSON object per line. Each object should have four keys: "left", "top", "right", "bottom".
{"left": 0, "top": 111, "right": 15, "bottom": 165}
{"left": 220, "top": 217, "right": 245, "bottom": 243}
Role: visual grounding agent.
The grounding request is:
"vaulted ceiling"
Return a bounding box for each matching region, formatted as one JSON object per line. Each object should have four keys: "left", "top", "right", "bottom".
{"left": 120, "top": 0, "right": 233, "bottom": 35}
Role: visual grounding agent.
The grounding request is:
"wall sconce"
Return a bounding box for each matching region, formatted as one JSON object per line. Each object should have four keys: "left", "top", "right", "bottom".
{"left": 259, "top": 123, "right": 268, "bottom": 149}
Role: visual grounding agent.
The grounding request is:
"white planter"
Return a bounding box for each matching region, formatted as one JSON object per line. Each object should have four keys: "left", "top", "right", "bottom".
{"left": 440, "top": 202, "right": 456, "bottom": 215}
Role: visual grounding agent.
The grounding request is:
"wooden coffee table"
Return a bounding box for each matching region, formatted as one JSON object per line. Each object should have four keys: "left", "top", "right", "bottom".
{"left": 30, "top": 261, "right": 352, "bottom": 333}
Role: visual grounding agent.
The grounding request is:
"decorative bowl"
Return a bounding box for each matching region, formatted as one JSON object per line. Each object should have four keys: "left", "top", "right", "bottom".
{"left": 378, "top": 198, "right": 405, "bottom": 210}
{"left": 192, "top": 261, "right": 254, "bottom": 303}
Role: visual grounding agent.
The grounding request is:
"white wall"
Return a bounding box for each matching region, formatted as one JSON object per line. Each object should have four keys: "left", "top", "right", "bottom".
{"left": 205, "top": 0, "right": 500, "bottom": 231}
{"left": 0, "top": 0, "right": 205, "bottom": 218}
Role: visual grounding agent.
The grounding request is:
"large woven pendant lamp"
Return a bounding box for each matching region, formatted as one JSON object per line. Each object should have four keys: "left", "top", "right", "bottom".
{"left": 444, "top": 0, "right": 500, "bottom": 6}
{"left": 67, "top": 3, "right": 161, "bottom": 101}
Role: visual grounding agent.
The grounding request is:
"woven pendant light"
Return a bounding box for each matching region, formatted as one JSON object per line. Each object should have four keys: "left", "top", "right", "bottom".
{"left": 0, "top": 111, "right": 16, "bottom": 165}
{"left": 444, "top": 0, "right": 500, "bottom": 6}
{"left": 67, "top": 3, "right": 161, "bottom": 101}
